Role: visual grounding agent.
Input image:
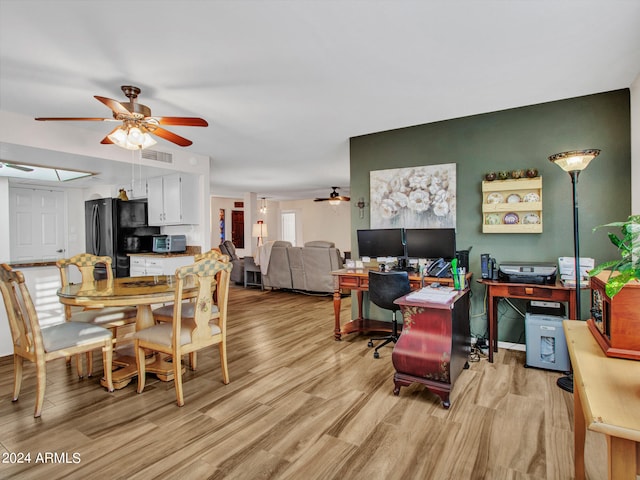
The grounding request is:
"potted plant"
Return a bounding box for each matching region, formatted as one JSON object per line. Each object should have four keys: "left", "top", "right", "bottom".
{"left": 589, "top": 214, "right": 640, "bottom": 297}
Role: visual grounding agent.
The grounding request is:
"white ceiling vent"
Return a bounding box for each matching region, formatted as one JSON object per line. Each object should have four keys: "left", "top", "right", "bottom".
{"left": 141, "top": 150, "right": 173, "bottom": 164}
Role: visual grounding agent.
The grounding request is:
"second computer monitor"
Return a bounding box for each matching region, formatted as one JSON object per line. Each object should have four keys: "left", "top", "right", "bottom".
{"left": 405, "top": 228, "right": 456, "bottom": 260}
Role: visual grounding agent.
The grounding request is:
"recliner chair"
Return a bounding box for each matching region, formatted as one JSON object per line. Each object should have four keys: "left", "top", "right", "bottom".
{"left": 219, "top": 240, "right": 258, "bottom": 285}
{"left": 367, "top": 270, "right": 412, "bottom": 358}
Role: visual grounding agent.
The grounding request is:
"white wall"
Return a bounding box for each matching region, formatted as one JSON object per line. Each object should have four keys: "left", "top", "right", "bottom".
{"left": 210, "top": 195, "right": 352, "bottom": 257}
{"left": 278, "top": 198, "right": 352, "bottom": 254}
{"left": 631, "top": 73, "right": 639, "bottom": 214}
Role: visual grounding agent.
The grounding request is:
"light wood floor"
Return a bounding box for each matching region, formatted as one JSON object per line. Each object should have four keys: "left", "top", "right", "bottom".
{"left": 0, "top": 286, "right": 606, "bottom": 480}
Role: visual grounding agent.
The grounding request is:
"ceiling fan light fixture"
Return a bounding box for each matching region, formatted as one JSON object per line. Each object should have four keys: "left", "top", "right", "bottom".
{"left": 108, "top": 125, "right": 157, "bottom": 150}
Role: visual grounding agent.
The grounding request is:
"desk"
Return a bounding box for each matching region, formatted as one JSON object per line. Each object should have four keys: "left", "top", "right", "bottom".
{"left": 58, "top": 275, "right": 197, "bottom": 389}
{"left": 392, "top": 289, "right": 470, "bottom": 408}
{"left": 331, "top": 268, "right": 471, "bottom": 341}
{"left": 479, "top": 278, "right": 577, "bottom": 362}
{"left": 563, "top": 320, "right": 640, "bottom": 480}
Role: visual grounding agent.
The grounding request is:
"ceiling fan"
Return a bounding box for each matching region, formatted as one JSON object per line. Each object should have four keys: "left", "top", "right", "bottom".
{"left": 35, "top": 85, "right": 208, "bottom": 148}
{"left": 0, "top": 162, "right": 34, "bottom": 172}
{"left": 314, "top": 187, "right": 350, "bottom": 203}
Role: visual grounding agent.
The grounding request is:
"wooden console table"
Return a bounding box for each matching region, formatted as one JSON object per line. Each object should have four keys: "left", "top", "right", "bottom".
{"left": 392, "top": 289, "right": 470, "bottom": 408}
{"left": 331, "top": 268, "right": 471, "bottom": 341}
{"left": 479, "top": 278, "right": 577, "bottom": 362}
{"left": 563, "top": 320, "right": 640, "bottom": 480}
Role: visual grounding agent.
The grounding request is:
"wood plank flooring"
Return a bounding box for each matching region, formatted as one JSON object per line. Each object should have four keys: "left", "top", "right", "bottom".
{"left": 0, "top": 286, "right": 606, "bottom": 479}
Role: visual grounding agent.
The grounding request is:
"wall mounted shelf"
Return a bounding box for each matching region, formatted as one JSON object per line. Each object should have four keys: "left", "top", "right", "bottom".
{"left": 482, "top": 177, "right": 542, "bottom": 233}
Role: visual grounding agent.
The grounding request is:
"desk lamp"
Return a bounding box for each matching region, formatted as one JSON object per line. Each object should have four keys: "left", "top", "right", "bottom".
{"left": 549, "top": 148, "right": 600, "bottom": 393}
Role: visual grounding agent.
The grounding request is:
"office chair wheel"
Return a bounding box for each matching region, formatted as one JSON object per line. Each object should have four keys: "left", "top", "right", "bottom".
{"left": 373, "top": 351, "right": 380, "bottom": 359}
{"left": 367, "top": 340, "right": 374, "bottom": 348}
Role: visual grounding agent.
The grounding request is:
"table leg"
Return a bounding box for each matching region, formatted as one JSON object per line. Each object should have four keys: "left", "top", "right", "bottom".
{"left": 608, "top": 436, "right": 638, "bottom": 480}
{"left": 333, "top": 290, "right": 342, "bottom": 341}
{"left": 487, "top": 291, "right": 498, "bottom": 363}
{"left": 574, "top": 381, "right": 586, "bottom": 480}
{"left": 101, "top": 304, "right": 182, "bottom": 389}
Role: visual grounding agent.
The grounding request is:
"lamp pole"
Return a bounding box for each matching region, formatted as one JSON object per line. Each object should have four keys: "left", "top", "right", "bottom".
{"left": 570, "top": 170, "right": 582, "bottom": 320}
{"left": 549, "top": 148, "right": 600, "bottom": 394}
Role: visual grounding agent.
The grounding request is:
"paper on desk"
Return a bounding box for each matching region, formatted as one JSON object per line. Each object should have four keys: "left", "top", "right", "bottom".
{"left": 406, "top": 287, "right": 457, "bottom": 303}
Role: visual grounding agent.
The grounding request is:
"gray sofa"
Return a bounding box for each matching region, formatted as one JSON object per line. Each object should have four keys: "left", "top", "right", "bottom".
{"left": 260, "top": 240, "right": 343, "bottom": 293}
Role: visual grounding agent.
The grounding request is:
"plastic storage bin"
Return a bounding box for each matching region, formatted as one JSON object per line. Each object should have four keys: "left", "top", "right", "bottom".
{"left": 525, "top": 301, "right": 570, "bottom": 372}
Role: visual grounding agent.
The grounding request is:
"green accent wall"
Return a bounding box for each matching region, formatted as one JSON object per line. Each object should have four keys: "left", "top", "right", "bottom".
{"left": 349, "top": 89, "right": 631, "bottom": 343}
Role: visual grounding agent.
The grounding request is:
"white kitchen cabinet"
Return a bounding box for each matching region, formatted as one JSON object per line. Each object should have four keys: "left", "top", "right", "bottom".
{"left": 147, "top": 173, "right": 199, "bottom": 226}
{"left": 129, "top": 255, "right": 195, "bottom": 277}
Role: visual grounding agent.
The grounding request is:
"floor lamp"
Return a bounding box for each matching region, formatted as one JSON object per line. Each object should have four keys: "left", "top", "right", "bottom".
{"left": 252, "top": 220, "right": 268, "bottom": 247}
{"left": 549, "top": 148, "right": 600, "bottom": 393}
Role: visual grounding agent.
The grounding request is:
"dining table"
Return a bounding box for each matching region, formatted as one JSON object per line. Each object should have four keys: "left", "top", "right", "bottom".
{"left": 57, "top": 274, "right": 198, "bottom": 389}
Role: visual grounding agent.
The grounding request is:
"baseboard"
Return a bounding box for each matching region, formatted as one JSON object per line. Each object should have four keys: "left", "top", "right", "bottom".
{"left": 498, "top": 341, "right": 526, "bottom": 352}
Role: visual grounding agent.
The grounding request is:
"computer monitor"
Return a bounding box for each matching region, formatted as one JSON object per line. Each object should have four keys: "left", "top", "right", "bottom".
{"left": 405, "top": 228, "right": 456, "bottom": 260}
{"left": 357, "top": 228, "right": 406, "bottom": 258}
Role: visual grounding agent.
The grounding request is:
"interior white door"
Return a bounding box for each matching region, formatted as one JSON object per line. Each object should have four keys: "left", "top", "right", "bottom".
{"left": 9, "top": 187, "right": 66, "bottom": 261}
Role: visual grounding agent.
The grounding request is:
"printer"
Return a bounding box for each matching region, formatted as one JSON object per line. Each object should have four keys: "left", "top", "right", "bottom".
{"left": 498, "top": 262, "right": 557, "bottom": 285}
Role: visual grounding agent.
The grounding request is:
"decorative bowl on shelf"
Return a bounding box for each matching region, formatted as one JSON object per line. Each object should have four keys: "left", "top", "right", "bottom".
{"left": 506, "top": 193, "right": 521, "bottom": 203}
{"left": 485, "top": 172, "right": 497, "bottom": 181}
{"left": 485, "top": 213, "right": 501, "bottom": 225}
{"left": 503, "top": 212, "right": 519, "bottom": 224}
{"left": 511, "top": 169, "right": 525, "bottom": 179}
{"left": 526, "top": 168, "right": 539, "bottom": 178}
{"left": 498, "top": 171, "right": 510, "bottom": 180}
{"left": 487, "top": 192, "right": 504, "bottom": 204}
{"left": 523, "top": 213, "right": 540, "bottom": 224}
{"left": 523, "top": 192, "right": 540, "bottom": 202}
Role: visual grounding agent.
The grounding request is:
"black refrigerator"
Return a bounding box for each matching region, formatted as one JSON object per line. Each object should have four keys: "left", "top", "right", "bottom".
{"left": 85, "top": 198, "right": 160, "bottom": 278}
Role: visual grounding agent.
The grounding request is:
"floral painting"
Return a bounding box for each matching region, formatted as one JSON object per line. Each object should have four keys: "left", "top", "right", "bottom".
{"left": 370, "top": 164, "right": 456, "bottom": 228}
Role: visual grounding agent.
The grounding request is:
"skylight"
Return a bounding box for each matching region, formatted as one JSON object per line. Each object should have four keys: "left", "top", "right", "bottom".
{"left": 0, "top": 162, "right": 95, "bottom": 181}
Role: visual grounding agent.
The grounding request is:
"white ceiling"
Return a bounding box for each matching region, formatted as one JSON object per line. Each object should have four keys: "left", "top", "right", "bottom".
{"left": 1, "top": 1, "right": 639, "bottom": 200}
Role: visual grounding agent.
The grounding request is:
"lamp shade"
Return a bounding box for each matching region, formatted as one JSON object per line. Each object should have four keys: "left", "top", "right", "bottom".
{"left": 548, "top": 149, "right": 600, "bottom": 172}
{"left": 252, "top": 222, "right": 268, "bottom": 238}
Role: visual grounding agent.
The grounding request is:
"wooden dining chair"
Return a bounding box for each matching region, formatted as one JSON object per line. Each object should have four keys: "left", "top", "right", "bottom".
{"left": 151, "top": 249, "right": 229, "bottom": 370}
{"left": 135, "top": 255, "right": 232, "bottom": 407}
{"left": 56, "top": 253, "right": 137, "bottom": 377}
{"left": 0, "top": 264, "right": 114, "bottom": 418}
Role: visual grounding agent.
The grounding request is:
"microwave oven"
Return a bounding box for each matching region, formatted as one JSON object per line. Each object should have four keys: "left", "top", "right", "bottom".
{"left": 152, "top": 235, "right": 187, "bottom": 253}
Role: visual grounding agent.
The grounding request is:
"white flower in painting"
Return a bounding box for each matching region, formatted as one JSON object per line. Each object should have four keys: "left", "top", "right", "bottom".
{"left": 408, "top": 173, "right": 430, "bottom": 190}
{"left": 389, "top": 191, "right": 409, "bottom": 208}
{"left": 432, "top": 189, "right": 449, "bottom": 204}
{"left": 433, "top": 200, "right": 449, "bottom": 217}
{"left": 371, "top": 184, "right": 389, "bottom": 206}
{"left": 380, "top": 198, "right": 400, "bottom": 219}
{"left": 428, "top": 176, "right": 442, "bottom": 195}
{"left": 388, "top": 174, "right": 412, "bottom": 194}
{"left": 407, "top": 189, "right": 431, "bottom": 213}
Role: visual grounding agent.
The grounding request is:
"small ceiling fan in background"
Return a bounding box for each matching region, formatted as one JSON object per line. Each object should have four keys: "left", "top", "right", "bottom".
{"left": 0, "top": 162, "right": 34, "bottom": 172}
{"left": 35, "top": 85, "right": 208, "bottom": 149}
{"left": 314, "top": 187, "right": 350, "bottom": 205}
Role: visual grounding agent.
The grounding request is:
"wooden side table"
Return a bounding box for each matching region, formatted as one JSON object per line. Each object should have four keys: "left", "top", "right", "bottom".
{"left": 563, "top": 320, "right": 640, "bottom": 480}
{"left": 479, "top": 278, "right": 577, "bottom": 362}
{"left": 392, "top": 289, "right": 471, "bottom": 408}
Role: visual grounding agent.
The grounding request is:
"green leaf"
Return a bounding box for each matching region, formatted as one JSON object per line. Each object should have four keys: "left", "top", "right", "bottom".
{"left": 605, "top": 271, "right": 635, "bottom": 298}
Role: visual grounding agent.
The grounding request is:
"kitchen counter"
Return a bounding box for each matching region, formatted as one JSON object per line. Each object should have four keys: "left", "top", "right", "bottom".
{"left": 7, "top": 260, "right": 58, "bottom": 268}
{"left": 127, "top": 252, "right": 195, "bottom": 258}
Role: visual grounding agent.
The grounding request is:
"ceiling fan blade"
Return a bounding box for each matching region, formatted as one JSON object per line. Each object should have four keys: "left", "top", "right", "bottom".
{"left": 35, "top": 117, "right": 114, "bottom": 122}
{"left": 155, "top": 117, "right": 209, "bottom": 127}
{"left": 94, "top": 96, "right": 132, "bottom": 116}
{"left": 151, "top": 127, "right": 193, "bottom": 147}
